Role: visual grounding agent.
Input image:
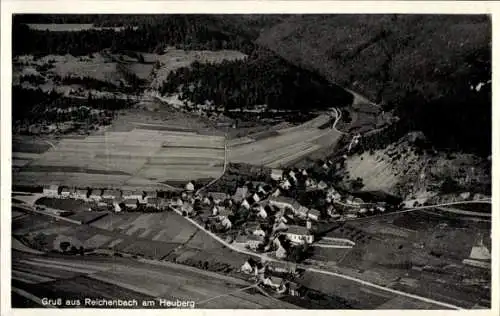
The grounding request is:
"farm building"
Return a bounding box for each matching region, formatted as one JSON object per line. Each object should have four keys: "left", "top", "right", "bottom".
{"left": 282, "top": 225, "right": 314, "bottom": 244}
{"left": 233, "top": 186, "right": 249, "bottom": 202}
{"left": 270, "top": 169, "right": 284, "bottom": 181}
{"left": 43, "top": 185, "right": 59, "bottom": 196}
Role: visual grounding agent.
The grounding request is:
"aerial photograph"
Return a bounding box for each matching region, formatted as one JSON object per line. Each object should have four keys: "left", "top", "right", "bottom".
{"left": 10, "top": 14, "right": 491, "bottom": 309}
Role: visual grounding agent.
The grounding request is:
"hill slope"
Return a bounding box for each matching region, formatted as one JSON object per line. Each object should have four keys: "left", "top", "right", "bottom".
{"left": 256, "top": 14, "right": 491, "bottom": 155}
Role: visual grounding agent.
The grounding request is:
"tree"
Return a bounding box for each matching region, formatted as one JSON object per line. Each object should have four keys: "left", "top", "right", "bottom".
{"left": 60, "top": 241, "right": 71, "bottom": 252}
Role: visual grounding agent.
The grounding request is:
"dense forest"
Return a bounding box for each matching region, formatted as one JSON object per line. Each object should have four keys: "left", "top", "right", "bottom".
{"left": 12, "top": 15, "right": 254, "bottom": 56}
{"left": 160, "top": 48, "right": 353, "bottom": 110}
{"left": 12, "top": 86, "right": 134, "bottom": 123}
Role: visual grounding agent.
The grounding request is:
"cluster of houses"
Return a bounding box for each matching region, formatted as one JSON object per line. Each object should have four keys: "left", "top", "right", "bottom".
{"left": 42, "top": 184, "right": 162, "bottom": 211}
{"left": 239, "top": 258, "right": 303, "bottom": 296}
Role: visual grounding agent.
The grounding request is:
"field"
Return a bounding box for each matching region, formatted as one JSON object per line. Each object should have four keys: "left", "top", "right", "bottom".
{"left": 147, "top": 48, "right": 247, "bottom": 89}
{"left": 228, "top": 114, "right": 342, "bottom": 168}
{"left": 12, "top": 252, "right": 298, "bottom": 309}
{"left": 13, "top": 126, "right": 225, "bottom": 189}
{"left": 319, "top": 210, "right": 491, "bottom": 308}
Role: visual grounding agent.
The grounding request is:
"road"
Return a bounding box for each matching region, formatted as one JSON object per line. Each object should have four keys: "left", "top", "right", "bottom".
{"left": 341, "top": 199, "right": 492, "bottom": 222}
{"left": 168, "top": 205, "right": 462, "bottom": 309}
{"left": 11, "top": 251, "right": 296, "bottom": 309}
{"left": 196, "top": 132, "right": 228, "bottom": 195}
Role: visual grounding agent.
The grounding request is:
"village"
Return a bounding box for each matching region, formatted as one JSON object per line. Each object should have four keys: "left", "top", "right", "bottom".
{"left": 32, "top": 155, "right": 402, "bottom": 294}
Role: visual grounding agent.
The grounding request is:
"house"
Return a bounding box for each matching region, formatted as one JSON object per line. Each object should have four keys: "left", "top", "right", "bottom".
{"left": 219, "top": 216, "right": 232, "bottom": 230}
{"left": 122, "top": 190, "right": 143, "bottom": 202}
{"left": 98, "top": 197, "right": 114, "bottom": 207}
{"left": 326, "top": 204, "right": 336, "bottom": 217}
{"left": 202, "top": 196, "right": 211, "bottom": 205}
{"left": 327, "top": 188, "right": 341, "bottom": 201}
{"left": 233, "top": 186, "right": 249, "bottom": 202}
{"left": 102, "top": 189, "right": 121, "bottom": 201}
{"left": 288, "top": 282, "right": 301, "bottom": 297}
{"left": 307, "top": 209, "right": 321, "bottom": 221}
{"left": 301, "top": 169, "right": 308, "bottom": 176}
{"left": 75, "top": 188, "right": 88, "bottom": 200}
{"left": 252, "top": 225, "right": 266, "bottom": 237}
{"left": 43, "top": 185, "right": 59, "bottom": 196}
{"left": 353, "top": 197, "right": 364, "bottom": 205}
{"left": 113, "top": 202, "right": 122, "bottom": 213}
{"left": 276, "top": 245, "right": 287, "bottom": 259}
{"left": 270, "top": 169, "right": 284, "bottom": 181}
{"left": 246, "top": 234, "right": 265, "bottom": 250}
{"left": 60, "top": 187, "right": 72, "bottom": 198}
{"left": 208, "top": 192, "right": 228, "bottom": 204}
{"left": 255, "top": 205, "right": 267, "bottom": 219}
{"left": 305, "top": 178, "right": 318, "bottom": 190}
{"left": 123, "top": 198, "right": 139, "bottom": 209}
{"left": 251, "top": 192, "right": 261, "bottom": 203}
{"left": 271, "top": 188, "right": 281, "bottom": 197}
{"left": 257, "top": 185, "right": 268, "bottom": 195}
{"left": 460, "top": 192, "right": 471, "bottom": 200}
{"left": 185, "top": 181, "right": 195, "bottom": 192}
{"left": 240, "top": 260, "right": 254, "bottom": 274}
{"left": 182, "top": 201, "right": 193, "bottom": 214}
{"left": 241, "top": 198, "right": 251, "bottom": 210}
{"left": 146, "top": 197, "right": 159, "bottom": 208}
{"left": 279, "top": 179, "right": 292, "bottom": 190}
{"left": 211, "top": 205, "right": 220, "bottom": 216}
{"left": 218, "top": 207, "right": 233, "bottom": 218}
{"left": 89, "top": 189, "right": 103, "bottom": 201}
{"left": 317, "top": 181, "right": 328, "bottom": 190}
{"left": 262, "top": 276, "right": 286, "bottom": 292}
{"left": 282, "top": 225, "right": 314, "bottom": 244}
{"left": 269, "top": 196, "right": 308, "bottom": 216}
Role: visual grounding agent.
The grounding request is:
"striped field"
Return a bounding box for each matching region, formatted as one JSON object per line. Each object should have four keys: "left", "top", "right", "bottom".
{"left": 13, "top": 128, "right": 225, "bottom": 189}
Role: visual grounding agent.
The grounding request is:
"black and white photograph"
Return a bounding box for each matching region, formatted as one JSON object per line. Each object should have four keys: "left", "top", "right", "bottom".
{"left": 3, "top": 4, "right": 494, "bottom": 312}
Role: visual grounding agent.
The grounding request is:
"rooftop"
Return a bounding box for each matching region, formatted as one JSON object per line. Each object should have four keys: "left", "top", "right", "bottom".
{"left": 285, "top": 225, "right": 311, "bottom": 236}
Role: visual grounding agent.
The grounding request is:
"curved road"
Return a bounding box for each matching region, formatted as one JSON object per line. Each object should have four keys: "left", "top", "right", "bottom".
{"left": 168, "top": 205, "right": 463, "bottom": 309}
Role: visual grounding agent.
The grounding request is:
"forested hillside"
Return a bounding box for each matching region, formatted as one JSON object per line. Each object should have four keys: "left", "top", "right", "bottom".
{"left": 256, "top": 14, "right": 491, "bottom": 156}
{"left": 160, "top": 47, "right": 353, "bottom": 110}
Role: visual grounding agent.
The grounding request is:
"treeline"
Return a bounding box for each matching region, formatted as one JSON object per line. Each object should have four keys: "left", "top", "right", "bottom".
{"left": 160, "top": 49, "right": 353, "bottom": 110}
{"left": 13, "top": 15, "right": 254, "bottom": 56}
{"left": 12, "top": 86, "right": 135, "bottom": 122}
